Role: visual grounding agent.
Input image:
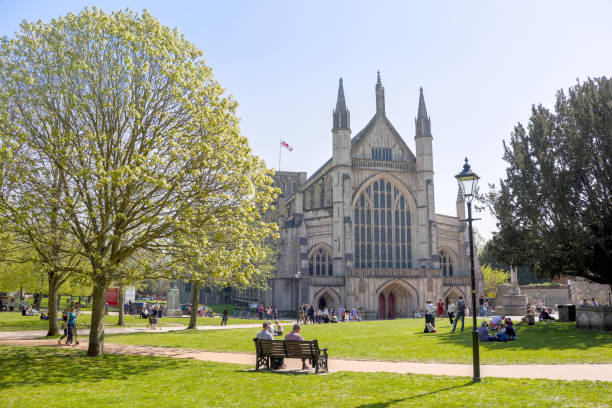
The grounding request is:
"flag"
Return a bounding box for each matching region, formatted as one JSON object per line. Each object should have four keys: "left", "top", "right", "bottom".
{"left": 280, "top": 141, "right": 293, "bottom": 151}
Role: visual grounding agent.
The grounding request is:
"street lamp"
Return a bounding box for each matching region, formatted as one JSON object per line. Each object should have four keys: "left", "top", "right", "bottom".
{"left": 455, "top": 157, "right": 481, "bottom": 383}
{"left": 294, "top": 271, "right": 301, "bottom": 316}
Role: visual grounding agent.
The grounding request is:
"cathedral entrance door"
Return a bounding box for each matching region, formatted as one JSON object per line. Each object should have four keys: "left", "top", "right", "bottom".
{"left": 388, "top": 293, "right": 395, "bottom": 319}
{"left": 378, "top": 293, "right": 386, "bottom": 320}
{"left": 318, "top": 296, "right": 327, "bottom": 310}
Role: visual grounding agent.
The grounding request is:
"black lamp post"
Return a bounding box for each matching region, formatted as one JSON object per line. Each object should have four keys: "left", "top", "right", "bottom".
{"left": 455, "top": 157, "right": 481, "bottom": 383}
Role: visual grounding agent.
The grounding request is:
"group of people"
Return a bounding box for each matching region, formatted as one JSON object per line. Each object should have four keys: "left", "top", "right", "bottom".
{"left": 138, "top": 303, "right": 164, "bottom": 330}
{"left": 422, "top": 297, "right": 468, "bottom": 333}
{"left": 580, "top": 298, "right": 600, "bottom": 307}
{"left": 255, "top": 305, "right": 279, "bottom": 320}
{"left": 296, "top": 304, "right": 361, "bottom": 325}
{"left": 58, "top": 304, "right": 80, "bottom": 346}
{"left": 479, "top": 316, "right": 517, "bottom": 342}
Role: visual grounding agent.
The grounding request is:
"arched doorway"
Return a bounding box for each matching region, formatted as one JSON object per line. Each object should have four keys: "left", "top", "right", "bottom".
{"left": 377, "top": 280, "right": 417, "bottom": 319}
{"left": 444, "top": 288, "right": 465, "bottom": 309}
{"left": 313, "top": 288, "right": 340, "bottom": 311}
{"left": 318, "top": 296, "right": 327, "bottom": 310}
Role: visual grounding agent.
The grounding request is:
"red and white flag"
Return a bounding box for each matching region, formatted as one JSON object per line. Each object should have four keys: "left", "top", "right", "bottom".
{"left": 280, "top": 140, "right": 293, "bottom": 151}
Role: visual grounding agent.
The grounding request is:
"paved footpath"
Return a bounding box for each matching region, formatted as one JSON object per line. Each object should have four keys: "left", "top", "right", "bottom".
{"left": 1, "top": 338, "right": 611, "bottom": 382}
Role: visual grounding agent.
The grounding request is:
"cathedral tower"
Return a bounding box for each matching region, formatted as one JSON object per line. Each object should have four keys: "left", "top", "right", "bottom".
{"left": 415, "top": 88, "right": 438, "bottom": 267}
{"left": 332, "top": 78, "right": 353, "bottom": 275}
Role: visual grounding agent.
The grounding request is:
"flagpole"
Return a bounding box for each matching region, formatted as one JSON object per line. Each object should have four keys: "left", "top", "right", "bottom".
{"left": 279, "top": 139, "right": 281, "bottom": 171}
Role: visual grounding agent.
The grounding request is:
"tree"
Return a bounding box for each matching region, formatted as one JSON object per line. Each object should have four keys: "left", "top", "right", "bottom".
{"left": 481, "top": 264, "right": 509, "bottom": 298}
{"left": 486, "top": 77, "right": 612, "bottom": 286}
{"left": 0, "top": 8, "right": 277, "bottom": 355}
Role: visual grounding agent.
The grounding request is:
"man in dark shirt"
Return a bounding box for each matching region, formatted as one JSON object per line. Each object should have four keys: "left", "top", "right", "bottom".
{"left": 451, "top": 296, "right": 466, "bottom": 333}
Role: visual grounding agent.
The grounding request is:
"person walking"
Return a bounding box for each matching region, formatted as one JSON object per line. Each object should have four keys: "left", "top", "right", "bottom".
{"left": 478, "top": 296, "right": 485, "bottom": 317}
{"left": 451, "top": 296, "right": 466, "bottom": 332}
{"left": 220, "top": 309, "right": 228, "bottom": 326}
{"left": 66, "top": 306, "right": 77, "bottom": 345}
{"left": 424, "top": 301, "right": 436, "bottom": 332}
{"left": 58, "top": 310, "right": 69, "bottom": 345}
{"left": 447, "top": 300, "right": 455, "bottom": 325}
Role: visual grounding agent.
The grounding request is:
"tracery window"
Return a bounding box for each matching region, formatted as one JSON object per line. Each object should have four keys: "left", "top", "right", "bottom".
{"left": 354, "top": 177, "right": 411, "bottom": 269}
{"left": 308, "top": 246, "right": 333, "bottom": 276}
{"left": 438, "top": 248, "right": 454, "bottom": 276}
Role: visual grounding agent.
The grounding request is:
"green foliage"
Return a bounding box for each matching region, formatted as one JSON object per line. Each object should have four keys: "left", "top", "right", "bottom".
{"left": 479, "top": 240, "right": 545, "bottom": 285}
{"left": 0, "top": 7, "right": 277, "bottom": 351}
{"left": 486, "top": 77, "right": 612, "bottom": 285}
{"left": 481, "top": 264, "right": 509, "bottom": 298}
{"left": 2, "top": 346, "right": 610, "bottom": 408}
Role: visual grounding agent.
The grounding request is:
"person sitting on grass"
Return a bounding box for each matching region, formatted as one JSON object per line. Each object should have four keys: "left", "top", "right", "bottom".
{"left": 478, "top": 321, "right": 499, "bottom": 342}
{"left": 496, "top": 322, "right": 508, "bottom": 342}
{"left": 539, "top": 307, "right": 555, "bottom": 321}
{"left": 489, "top": 315, "right": 505, "bottom": 330}
{"left": 273, "top": 320, "right": 283, "bottom": 336}
{"left": 285, "top": 324, "right": 308, "bottom": 370}
{"left": 505, "top": 321, "right": 517, "bottom": 340}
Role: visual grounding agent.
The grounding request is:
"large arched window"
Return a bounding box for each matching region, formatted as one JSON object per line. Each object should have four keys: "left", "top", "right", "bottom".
{"left": 308, "top": 246, "right": 333, "bottom": 276}
{"left": 438, "top": 248, "right": 454, "bottom": 276}
{"left": 354, "top": 177, "right": 412, "bottom": 269}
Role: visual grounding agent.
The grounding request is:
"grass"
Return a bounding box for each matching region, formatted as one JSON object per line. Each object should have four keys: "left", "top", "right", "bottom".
{"left": 0, "top": 311, "right": 277, "bottom": 332}
{"left": 107, "top": 318, "right": 612, "bottom": 365}
{"left": 0, "top": 346, "right": 609, "bottom": 408}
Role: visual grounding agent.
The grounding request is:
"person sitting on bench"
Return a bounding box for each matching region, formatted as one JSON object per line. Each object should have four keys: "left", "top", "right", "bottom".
{"left": 285, "top": 324, "right": 308, "bottom": 370}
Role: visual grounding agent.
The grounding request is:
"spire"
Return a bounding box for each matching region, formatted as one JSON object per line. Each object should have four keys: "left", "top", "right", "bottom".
{"left": 415, "top": 87, "right": 431, "bottom": 137}
{"left": 333, "top": 78, "right": 350, "bottom": 130}
{"left": 375, "top": 71, "right": 385, "bottom": 116}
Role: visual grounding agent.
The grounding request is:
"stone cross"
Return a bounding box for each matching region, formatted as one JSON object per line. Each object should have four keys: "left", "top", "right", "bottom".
{"left": 509, "top": 266, "right": 520, "bottom": 295}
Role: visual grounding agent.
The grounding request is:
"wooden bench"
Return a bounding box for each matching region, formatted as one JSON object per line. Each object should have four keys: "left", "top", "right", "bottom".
{"left": 253, "top": 339, "right": 328, "bottom": 373}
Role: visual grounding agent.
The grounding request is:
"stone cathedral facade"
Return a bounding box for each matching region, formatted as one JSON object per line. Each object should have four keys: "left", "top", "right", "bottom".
{"left": 267, "top": 74, "right": 483, "bottom": 319}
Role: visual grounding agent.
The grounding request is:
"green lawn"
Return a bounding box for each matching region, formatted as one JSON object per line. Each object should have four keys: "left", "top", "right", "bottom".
{"left": 0, "top": 311, "right": 274, "bottom": 331}
{"left": 0, "top": 346, "right": 609, "bottom": 408}
{"left": 107, "top": 318, "right": 612, "bottom": 365}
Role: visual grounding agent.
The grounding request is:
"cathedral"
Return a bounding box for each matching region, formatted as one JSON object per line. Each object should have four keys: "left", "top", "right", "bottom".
{"left": 267, "top": 73, "right": 483, "bottom": 319}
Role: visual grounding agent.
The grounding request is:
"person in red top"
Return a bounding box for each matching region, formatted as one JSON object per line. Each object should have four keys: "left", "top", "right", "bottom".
{"left": 437, "top": 299, "right": 444, "bottom": 317}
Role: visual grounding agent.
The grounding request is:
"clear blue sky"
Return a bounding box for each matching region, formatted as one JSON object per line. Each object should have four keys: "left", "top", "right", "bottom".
{"left": 2, "top": 1, "right": 611, "bottom": 239}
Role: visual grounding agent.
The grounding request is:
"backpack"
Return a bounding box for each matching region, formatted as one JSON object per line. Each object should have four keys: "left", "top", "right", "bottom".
{"left": 457, "top": 300, "right": 466, "bottom": 313}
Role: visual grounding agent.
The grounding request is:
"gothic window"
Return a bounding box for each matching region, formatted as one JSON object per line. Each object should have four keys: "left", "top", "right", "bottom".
{"left": 371, "top": 147, "right": 392, "bottom": 161}
{"left": 354, "top": 177, "right": 411, "bottom": 269}
{"left": 309, "top": 246, "right": 333, "bottom": 276}
{"left": 438, "top": 248, "right": 454, "bottom": 276}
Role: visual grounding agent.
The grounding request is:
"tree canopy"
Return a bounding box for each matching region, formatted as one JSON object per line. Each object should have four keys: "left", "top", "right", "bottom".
{"left": 0, "top": 8, "right": 277, "bottom": 355}
{"left": 487, "top": 77, "right": 611, "bottom": 285}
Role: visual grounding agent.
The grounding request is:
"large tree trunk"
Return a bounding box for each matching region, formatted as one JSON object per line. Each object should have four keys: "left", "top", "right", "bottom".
{"left": 187, "top": 282, "right": 200, "bottom": 330}
{"left": 87, "top": 278, "right": 109, "bottom": 356}
{"left": 117, "top": 285, "right": 125, "bottom": 327}
{"left": 46, "top": 274, "right": 60, "bottom": 336}
{"left": 33, "top": 293, "right": 41, "bottom": 310}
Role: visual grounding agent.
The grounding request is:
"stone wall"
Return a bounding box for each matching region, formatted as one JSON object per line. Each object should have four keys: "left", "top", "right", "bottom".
{"left": 519, "top": 285, "right": 570, "bottom": 307}
{"left": 570, "top": 278, "right": 612, "bottom": 306}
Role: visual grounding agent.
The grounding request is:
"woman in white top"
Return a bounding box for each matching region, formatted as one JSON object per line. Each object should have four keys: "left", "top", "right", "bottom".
{"left": 447, "top": 300, "right": 456, "bottom": 325}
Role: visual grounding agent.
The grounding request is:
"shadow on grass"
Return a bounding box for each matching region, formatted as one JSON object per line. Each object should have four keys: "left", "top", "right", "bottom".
{"left": 354, "top": 381, "right": 475, "bottom": 408}
{"left": 431, "top": 321, "right": 611, "bottom": 352}
{"left": 0, "top": 345, "right": 185, "bottom": 390}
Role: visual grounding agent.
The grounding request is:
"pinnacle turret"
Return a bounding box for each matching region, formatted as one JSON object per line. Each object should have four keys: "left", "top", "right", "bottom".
{"left": 415, "top": 87, "right": 431, "bottom": 137}
{"left": 375, "top": 71, "right": 385, "bottom": 116}
{"left": 333, "top": 78, "right": 350, "bottom": 130}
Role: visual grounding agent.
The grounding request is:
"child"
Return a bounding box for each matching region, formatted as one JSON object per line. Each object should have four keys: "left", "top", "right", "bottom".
{"left": 506, "top": 321, "right": 517, "bottom": 341}
{"left": 58, "top": 310, "right": 68, "bottom": 345}
{"left": 496, "top": 322, "right": 508, "bottom": 342}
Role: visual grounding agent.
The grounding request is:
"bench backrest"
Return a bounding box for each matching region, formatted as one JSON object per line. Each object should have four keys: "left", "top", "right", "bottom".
{"left": 254, "top": 339, "right": 320, "bottom": 358}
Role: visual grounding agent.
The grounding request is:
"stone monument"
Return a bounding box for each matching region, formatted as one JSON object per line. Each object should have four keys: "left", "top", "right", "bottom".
{"left": 166, "top": 281, "right": 182, "bottom": 317}
{"left": 494, "top": 267, "right": 528, "bottom": 316}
